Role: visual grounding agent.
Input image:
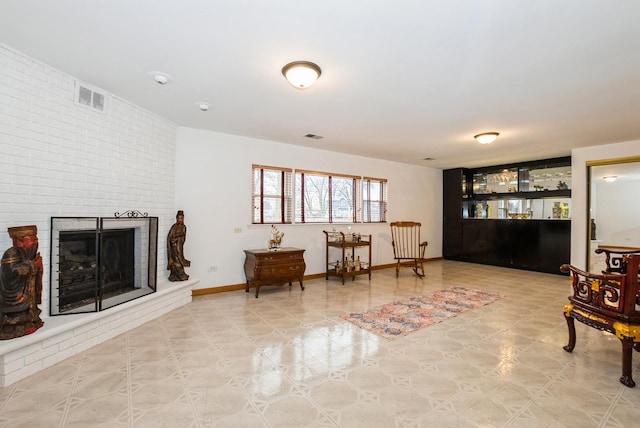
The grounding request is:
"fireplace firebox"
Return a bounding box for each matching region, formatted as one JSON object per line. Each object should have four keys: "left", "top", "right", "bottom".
{"left": 50, "top": 216, "right": 158, "bottom": 315}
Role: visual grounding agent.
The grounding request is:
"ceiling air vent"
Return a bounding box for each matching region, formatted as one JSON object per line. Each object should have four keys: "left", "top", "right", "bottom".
{"left": 75, "top": 81, "right": 106, "bottom": 113}
{"left": 304, "top": 133, "right": 324, "bottom": 140}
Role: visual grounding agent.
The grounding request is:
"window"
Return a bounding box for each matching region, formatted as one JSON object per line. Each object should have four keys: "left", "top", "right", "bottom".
{"left": 295, "top": 170, "right": 361, "bottom": 223}
{"left": 362, "top": 177, "right": 387, "bottom": 222}
{"left": 252, "top": 165, "right": 292, "bottom": 224}
{"left": 252, "top": 165, "right": 386, "bottom": 224}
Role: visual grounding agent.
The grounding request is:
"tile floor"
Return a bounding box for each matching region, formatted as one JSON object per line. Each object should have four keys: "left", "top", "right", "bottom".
{"left": 1, "top": 260, "right": 640, "bottom": 427}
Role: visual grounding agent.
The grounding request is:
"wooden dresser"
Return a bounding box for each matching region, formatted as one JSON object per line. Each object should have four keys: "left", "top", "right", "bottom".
{"left": 243, "top": 247, "right": 306, "bottom": 298}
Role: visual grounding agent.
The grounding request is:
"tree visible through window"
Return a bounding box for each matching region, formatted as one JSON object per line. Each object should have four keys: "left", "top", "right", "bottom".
{"left": 295, "top": 170, "right": 360, "bottom": 223}
{"left": 252, "top": 165, "right": 292, "bottom": 224}
{"left": 252, "top": 165, "right": 386, "bottom": 224}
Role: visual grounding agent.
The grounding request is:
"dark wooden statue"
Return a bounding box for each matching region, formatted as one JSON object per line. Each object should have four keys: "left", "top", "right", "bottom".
{"left": 0, "top": 225, "right": 44, "bottom": 340}
{"left": 561, "top": 251, "right": 640, "bottom": 387}
{"left": 167, "top": 210, "right": 191, "bottom": 281}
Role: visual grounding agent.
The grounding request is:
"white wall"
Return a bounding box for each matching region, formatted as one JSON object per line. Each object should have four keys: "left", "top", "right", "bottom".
{"left": 175, "top": 127, "right": 443, "bottom": 290}
{"left": 593, "top": 179, "right": 640, "bottom": 246}
{"left": 13, "top": 38, "right": 639, "bottom": 297}
{"left": 0, "top": 43, "right": 178, "bottom": 315}
{"left": 571, "top": 140, "right": 640, "bottom": 269}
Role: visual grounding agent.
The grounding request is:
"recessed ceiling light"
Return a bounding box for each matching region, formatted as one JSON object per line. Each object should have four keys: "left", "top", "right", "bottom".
{"left": 197, "top": 102, "right": 211, "bottom": 111}
{"left": 148, "top": 71, "right": 172, "bottom": 85}
{"left": 603, "top": 175, "right": 618, "bottom": 182}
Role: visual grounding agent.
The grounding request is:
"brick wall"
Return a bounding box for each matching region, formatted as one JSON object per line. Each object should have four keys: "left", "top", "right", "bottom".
{"left": 0, "top": 43, "right": 178, "bottom": 316}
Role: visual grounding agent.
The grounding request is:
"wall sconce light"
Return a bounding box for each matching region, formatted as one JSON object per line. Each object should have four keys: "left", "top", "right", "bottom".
{"left": 474, "top": 132, "right": 499, "bottom": 144}
{"left": 282, "top": 61, "right": 321, "bottom": 89}
{"left": 603, "top": 176, "right": 618, "bottom": 182}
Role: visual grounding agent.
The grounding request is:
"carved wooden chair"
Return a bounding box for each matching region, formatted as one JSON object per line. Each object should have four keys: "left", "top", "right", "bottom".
{"left": 595, "top": 247, "right": 640, "bottom": 275}
{"left": 390, "top": 221, "right": 428, "bottom": 277}
{"left": 560, "top": 252, "right": 640, "bottom": 387}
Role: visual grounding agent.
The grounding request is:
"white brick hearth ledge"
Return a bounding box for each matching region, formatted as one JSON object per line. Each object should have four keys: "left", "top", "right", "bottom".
{"left": 0, "top": 278, "right": 197, "bottom": 387}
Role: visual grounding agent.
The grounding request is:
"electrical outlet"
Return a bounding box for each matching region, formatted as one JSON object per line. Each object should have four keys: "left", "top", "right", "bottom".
{"left": 233, "top": 227, "right": 242, "bottom": 233}
{"left": 208, "top": 266, "right": 217, "bottom": 273}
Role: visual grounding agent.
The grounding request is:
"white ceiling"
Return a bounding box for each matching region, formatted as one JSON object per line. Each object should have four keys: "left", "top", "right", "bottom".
{"left": 2, "top": 1, "right": 640, "bottom": 169}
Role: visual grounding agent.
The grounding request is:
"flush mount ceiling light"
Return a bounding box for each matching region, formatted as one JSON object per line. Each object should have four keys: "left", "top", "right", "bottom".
{"left": 282, "top": 61, "right": 321, "bottom": 89}
{"left": 603, "top": 175, "right": 618, "bottom": 182}
{"left": 474, "top": 132, "right": 499, "bottom": 144}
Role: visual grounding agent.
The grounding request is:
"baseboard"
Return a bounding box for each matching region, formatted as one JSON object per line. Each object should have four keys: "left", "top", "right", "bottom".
{"left": 191, "top": 283, "right": 245, "bottom": 295}
{"left": 191, "top": 257, "right": 443, "bottom": 297}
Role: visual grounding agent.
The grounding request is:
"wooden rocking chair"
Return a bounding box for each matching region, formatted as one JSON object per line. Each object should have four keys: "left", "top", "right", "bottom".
{"left": 390, "top": 221, "right": 428, "bottom": 277}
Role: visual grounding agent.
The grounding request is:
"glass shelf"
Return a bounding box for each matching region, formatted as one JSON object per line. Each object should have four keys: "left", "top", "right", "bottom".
{"left": 473, "top": 164, "right": 571, "bottom": 194}
{"left": 461, "top": 156, "right": 572, "bottom": 219}
{"left": 473, "top": 168, "right": 518, "bottom": 194}
{"left": 520, "top": 164, "right": 571, "bottom": 192}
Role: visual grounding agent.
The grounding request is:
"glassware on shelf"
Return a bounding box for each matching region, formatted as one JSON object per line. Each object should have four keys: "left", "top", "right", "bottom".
{"left": 526, "top": 165, "right": 572, "bottom": 191}
{"left": 474, "top": 168, "right": 518, "bottom": 194}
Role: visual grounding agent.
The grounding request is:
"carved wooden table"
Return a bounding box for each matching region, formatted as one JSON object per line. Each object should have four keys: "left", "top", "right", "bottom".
{"left": 243, "top": 247, "right": 306, "bottom": 298}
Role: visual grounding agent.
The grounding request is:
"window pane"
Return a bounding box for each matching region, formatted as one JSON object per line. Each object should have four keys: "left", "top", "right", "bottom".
{"left": 263, "top": 170, "right": 282, "bottom": 196}
{"left": 368, "top": 182, "right": 381, "bottom": 201}
{"left": 262, "top": 170, "right": 284, "bottom": 221}
{"left": 263, "top": 196, "right": 282, "bottom": 223}
{"left": 302, "top": 174, "right": 329, "bottom": 222}
{"left": 363, "top": 179, "right": 386, "bottom": 222}
{"left": 332, "top": 177, "right": 354, "bottom": 223}
{"left": 252, "top": 165, "right": 292, "bottom": 224}
{"left": 364, "top": 201, "right": 384, "bottom": 222}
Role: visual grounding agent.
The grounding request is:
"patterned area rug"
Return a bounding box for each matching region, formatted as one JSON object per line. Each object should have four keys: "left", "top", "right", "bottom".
{"left": 340, "top": 287, "right": 504, "bottom": 340}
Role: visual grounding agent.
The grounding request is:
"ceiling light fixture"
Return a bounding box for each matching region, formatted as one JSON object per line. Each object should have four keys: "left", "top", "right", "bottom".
{"left": 197, "top": 102, "right": 211, "bottom": 112}
{"left": 603, "top": 175, "right": 618, "bottom": 182}
{"left": 149, "top": 71, "right": 172, "bottom": 85}
{"left": 474, "top": 132, "right": 499, "bottom": 144}
{"left": 304, "top": 133, "right": 323, "bottom": 139}
{"left": 282, "top": 61, "right": 321, "bottom": 89}
{"left": 154, "top": 75, "right": 168, "bottom": 85}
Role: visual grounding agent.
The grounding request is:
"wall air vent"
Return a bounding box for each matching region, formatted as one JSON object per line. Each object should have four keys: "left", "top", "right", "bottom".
{"left": 75, "top": 81, "right": 106, "bottom": 113}
{"left": 304, "top": 133, "right": 324, "bottom": 140}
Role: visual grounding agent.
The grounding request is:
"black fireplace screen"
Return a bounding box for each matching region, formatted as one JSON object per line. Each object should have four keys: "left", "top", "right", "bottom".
{"left": 50, "top": 216, "right": 158, "bottom": 315}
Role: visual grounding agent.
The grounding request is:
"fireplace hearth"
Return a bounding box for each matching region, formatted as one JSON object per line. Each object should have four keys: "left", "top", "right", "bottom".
{"left": 50, "top": 216, "right": 158, "bottom": 315}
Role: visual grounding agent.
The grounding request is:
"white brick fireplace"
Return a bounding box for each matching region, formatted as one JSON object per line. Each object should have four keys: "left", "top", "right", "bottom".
{"left": 0, "top": 43, "right": 192, "bottom": 386}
